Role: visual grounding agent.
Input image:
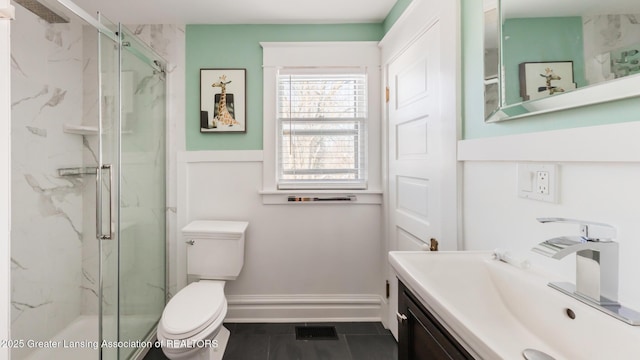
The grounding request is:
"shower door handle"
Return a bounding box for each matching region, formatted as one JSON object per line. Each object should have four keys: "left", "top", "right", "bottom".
{"left": 96, "top": 164, "right": 114, "bottom": 240}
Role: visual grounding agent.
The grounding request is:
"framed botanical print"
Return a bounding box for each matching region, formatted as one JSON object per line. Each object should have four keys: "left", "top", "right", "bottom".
{"left": 200, "top": 68, "right": 246, "bottom": 132}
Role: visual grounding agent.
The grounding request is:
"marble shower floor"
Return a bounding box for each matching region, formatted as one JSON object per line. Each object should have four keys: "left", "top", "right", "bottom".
{"left": 25, "top": 315, "right": 98, "bottom": 360}
{"left": 143, "top": 322, "right": 398, "bottom": 360}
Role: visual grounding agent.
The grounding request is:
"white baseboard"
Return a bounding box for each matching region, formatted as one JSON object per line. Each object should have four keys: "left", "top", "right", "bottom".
{"left": 225, "top": 294, "right": 383, "bottom": 323}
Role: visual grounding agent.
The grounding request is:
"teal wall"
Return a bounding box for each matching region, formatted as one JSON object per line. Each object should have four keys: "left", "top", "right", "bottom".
{"left": 185, "top": 2, "right": 639, "bottom": 145}
{"left": 383, "top": 0, "right": 412, "bottom": 33}
{"left": 503, "top": 17, "right": 585, "bottom": 105}
{"left": 461, "top": 0, "right": 640, "bottom": 139}
{"left": 185, "top": 24, "right": 383, "bottom": 151}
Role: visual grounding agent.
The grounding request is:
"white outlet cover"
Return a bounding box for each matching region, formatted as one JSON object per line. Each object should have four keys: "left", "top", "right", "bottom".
{"left": 517, "top": 163, "right": 558, "bottom": 203}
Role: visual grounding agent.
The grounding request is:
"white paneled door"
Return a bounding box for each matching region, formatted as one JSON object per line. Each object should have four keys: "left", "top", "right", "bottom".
{"left": 389, "top": 20, "right": 446, "bottom": 252}
{"left": 384, "top": 6, "right": 460, "bottom": 338}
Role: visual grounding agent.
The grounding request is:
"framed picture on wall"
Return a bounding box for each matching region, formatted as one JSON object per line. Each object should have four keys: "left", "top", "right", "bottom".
{"left": 200, "top": 68, "right": 246, "bottom": 133}
{"left": 519, "top": 61, "right": 576, "bottom": 101}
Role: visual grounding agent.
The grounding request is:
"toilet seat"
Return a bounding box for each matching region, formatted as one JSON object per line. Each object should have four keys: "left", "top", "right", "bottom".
{"left": 159, "top": 281, "right": 226, "bottom": 340}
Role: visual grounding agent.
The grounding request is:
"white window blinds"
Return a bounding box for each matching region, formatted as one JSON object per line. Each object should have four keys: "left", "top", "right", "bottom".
{"left": 277, "top": 68, "right": 368, "bottom": 189}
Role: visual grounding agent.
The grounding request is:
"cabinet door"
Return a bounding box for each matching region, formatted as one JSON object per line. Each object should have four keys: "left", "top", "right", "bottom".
{"left": 398, "top": 282, "right": 473, "bottom": 360}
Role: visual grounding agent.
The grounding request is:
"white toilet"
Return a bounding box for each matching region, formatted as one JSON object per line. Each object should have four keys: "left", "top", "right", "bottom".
{"left": 158, "top": 220, "right": 248, "bottom": 360}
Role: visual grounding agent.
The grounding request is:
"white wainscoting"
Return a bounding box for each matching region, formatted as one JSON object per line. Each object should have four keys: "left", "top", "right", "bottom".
{"left": 459, "top": 122, "right": 640, "bottom": 311}
{"left": 459, "top": 121, "right": 640, "bottom": 162}
{"left": 177, "top": 151, "right": 384, "bottom": 322}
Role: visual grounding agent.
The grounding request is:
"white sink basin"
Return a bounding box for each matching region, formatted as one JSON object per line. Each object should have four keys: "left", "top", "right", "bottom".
{"left": 389, "top": 251, "right": 640, "bottom": 360}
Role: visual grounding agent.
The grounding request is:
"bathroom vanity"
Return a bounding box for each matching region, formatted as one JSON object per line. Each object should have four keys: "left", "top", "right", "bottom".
{"left": 389, "top": 251, "right": 640, "bottom": 360}
{"left": 397, "top": 280, "right": 473, "bottom": 360}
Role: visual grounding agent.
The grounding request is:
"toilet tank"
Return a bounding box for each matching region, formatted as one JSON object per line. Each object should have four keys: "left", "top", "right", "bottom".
{"left": 182, "top": 220, "right": 248, "bottom": 280}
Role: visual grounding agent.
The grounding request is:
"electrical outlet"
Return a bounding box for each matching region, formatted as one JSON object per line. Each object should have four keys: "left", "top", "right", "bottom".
{"left": 536, "top": 171, "right": 549, "bottom": 194}
{"left": 517, "top": 164, "right": 558, "bottom": 203}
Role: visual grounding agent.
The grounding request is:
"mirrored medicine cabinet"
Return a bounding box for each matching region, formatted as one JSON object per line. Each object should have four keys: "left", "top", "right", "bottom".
{"left": 484, "top": 0, "right": 640, "bottom": 122}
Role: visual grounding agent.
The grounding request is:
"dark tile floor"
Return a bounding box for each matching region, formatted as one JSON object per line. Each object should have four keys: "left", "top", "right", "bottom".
{"left": 144, "top": 322, "right": 397, "bottom": 360}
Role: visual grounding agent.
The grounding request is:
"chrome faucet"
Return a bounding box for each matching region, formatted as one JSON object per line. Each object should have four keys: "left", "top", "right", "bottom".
{"left": 532, "top": 217, "right": 618, "bottom": 305}
{"left": 533, "top": 218, "right": 640, "bottom": 325}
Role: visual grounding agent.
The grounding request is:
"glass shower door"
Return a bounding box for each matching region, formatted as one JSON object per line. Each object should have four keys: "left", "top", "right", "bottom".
{"left": 97, "top": 18, "right": 166, "bottom": 359}
{"left": 97, "top": 13, "right": 120, "bottom": 360}
{"left": 117, "top": 24, "right": 166, "bottom": 359}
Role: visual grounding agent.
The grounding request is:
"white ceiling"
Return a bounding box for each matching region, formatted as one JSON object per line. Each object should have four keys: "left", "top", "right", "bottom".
{"left": 69, "top": 0, "right": 399, "bottom": 25}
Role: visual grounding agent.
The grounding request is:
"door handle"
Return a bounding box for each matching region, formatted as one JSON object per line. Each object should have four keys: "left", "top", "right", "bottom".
{"left": 96, "top": 164, "right": 114, "bottom": 240}
{"left": 396, "top": 312, "right": 408, "bottom": 323}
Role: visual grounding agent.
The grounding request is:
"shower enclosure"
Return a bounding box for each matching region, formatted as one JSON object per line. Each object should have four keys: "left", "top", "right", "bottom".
{"left": 10, "top": 0, "right": 166, "bottom": 358}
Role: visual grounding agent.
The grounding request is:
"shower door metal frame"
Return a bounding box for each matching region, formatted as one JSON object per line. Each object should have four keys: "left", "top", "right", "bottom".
{"left": 96, "top": 11, "right": 120, "bottom": 360}
{"left": 0, "top": 0, "right": 12, "bottom": 359}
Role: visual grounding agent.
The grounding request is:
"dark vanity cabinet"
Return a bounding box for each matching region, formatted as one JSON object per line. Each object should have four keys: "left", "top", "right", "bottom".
{"left": 397, "top": 280, "right": 474, "bottom": 360}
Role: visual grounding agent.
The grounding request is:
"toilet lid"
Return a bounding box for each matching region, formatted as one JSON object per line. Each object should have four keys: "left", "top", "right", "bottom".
{"left": 161, "top": 281, "right": 226, "bottom": 338}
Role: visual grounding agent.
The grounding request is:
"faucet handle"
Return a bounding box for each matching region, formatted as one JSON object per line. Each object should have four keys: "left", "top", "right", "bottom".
{"left": 537, "top": 217, "right": 616, "bottom": 241}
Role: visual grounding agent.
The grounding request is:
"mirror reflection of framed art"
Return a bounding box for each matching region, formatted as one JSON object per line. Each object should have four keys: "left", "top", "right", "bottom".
{"left": 519, "top": 61, "right": 576, "bottom": 101}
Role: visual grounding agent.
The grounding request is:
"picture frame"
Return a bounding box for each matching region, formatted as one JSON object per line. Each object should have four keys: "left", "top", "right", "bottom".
{"left": 200, "top": 68, "right": 246, "bottom": 133}
{"left": 519, "top": 61, "right": 576, "bottom": 101}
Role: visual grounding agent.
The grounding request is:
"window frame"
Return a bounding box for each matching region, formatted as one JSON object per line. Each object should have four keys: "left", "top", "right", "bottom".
{"left": 276, "top": 69, "right": 369, "bottom": 190}
{"left": 261, "top": 42, "right": 382, "bottom": 202}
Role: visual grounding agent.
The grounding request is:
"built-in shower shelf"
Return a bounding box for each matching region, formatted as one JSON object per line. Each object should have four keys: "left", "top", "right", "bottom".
{"left": 63, "top": 124, "right": 98, "bottom": 136}
{"left": 0, "top": 5, "right": 15, "bottom": 20}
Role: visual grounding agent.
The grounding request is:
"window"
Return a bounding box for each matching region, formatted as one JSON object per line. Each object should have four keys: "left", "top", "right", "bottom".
{"left": 260, "top": 41, "right": 381, "bottom": 200}
{"left": 276, "top": 68, "right": 368, "bottom": 189}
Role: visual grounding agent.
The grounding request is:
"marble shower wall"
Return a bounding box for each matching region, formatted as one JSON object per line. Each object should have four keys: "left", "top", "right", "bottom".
{"left": 10, "top": 4, "right": 89, "bottom": 358}
{"left": 10, "top": 10, "right": 184, "bottom": 355}
{"left": 79, "top": 25, "right": 100, "bottom": 316}
{"left": 583, "top": 14, "right": 640, "bottom": 83}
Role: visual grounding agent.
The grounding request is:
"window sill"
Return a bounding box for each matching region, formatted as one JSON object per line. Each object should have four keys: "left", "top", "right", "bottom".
{"left": 259, "top": 190, "right": 383, "bottom": 205}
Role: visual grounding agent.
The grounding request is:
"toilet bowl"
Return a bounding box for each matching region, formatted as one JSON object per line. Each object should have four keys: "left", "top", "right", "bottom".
{"left": 158, "top": 281, "right": 229, "bottom": 360}
{"left": 158, "top": 220, "right": 248, "bottom": 360}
